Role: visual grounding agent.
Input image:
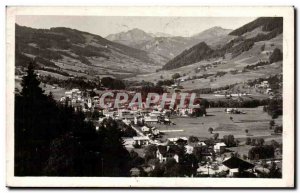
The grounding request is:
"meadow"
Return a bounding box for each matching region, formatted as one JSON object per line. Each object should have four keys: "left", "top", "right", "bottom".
{"left": 156, "top": 107, "right": 282, "bottom": 141}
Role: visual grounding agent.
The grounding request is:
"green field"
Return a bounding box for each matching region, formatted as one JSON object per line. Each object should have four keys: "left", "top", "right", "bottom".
{"left": 156, "top": 107, "right": 282, "bottom": 141}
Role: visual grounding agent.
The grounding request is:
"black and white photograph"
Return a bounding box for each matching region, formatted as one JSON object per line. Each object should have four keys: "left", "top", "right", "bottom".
{"left": 6, "top": 6, "right": 295, "bottom": 188}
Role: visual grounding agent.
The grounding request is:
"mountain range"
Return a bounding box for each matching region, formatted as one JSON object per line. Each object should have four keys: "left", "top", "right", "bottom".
{"left": 106, "top": 26, "right": 232, "bottom": 61}
{"left": 15, "top": 17, "right": 283, "bottom": 91}
{"left": 15, "top": 24, "right": 234, "bottom": 79}
{"left": 163, "top": 17, "right": 283, "bottom": 70}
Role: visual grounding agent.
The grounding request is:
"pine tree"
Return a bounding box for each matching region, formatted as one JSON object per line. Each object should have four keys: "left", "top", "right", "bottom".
{"left": 269, "top": 48, "right": 283, "bottom": 63}
{"left": 20, "top": 61, "right": 44, "bottom": 99}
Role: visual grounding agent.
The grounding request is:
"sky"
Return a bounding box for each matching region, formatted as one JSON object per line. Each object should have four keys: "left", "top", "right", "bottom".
{"left": 16, "top": 16, "right": 256, "bottom": 37}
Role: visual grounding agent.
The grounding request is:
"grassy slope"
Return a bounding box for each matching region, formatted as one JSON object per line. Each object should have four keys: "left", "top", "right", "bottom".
{"left": 15, "top": 25, "right": 163, "bottom": 80}
{"left": 127, "top": 34, "right": 282, "bottom": 92}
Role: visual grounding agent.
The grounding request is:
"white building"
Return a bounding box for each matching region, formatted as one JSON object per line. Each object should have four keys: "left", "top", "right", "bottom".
{"left": 141, "top": 126, "right": 150, "bottom": 133}
{"left": 156, "top": 145, "right": 180, "bottom": 163}
{"left": 214, "top": 142, "right": 227, "bottom": 154}
{"left": 133, "top": 136, "right": 150, "bottom": 146}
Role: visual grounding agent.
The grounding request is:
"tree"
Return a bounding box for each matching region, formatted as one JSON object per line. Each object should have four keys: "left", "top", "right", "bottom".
{"left": 208, "top": 127, "right": 214, "bottom": 134}
{"left": 91, "top": 110, "right": 100, "bottom": 120}
{"left": 44, "top": 132, "right": 86, "bottom": 176}
{"left": 172, "top": 73, "right": 181, "bottom": 80}
{"left": 213, "top": 133, "right": 219, "bottom": 140}
{"left": 164, "top": 158, "right": 180, "bottom": 177}
{"left": 223, "top": 135, "right": 235, "bottom": 147}
{"left": 246, "top": 137, "right": 251, "bottom": 145}
{"left": 257, "top": 138, "right": 265, "bottom": 146}
{"left": 261, "top": 44, "right": 265, "bottom": 51}
{"left": 20, "top": 61, "right": 44, "bottom": 99}
{"left": 129, "top": 150, "right": 144, "bottom": 169}
{"left": 248, "top": 145, "right": 275, "bottom": 160}
{"left": 15, "top": 62, "right": 132, "bottom": 176}
{"left": 268, "top": 162, "right": 282, "bottom": 178}
{"left": 15, "top": 61, "right": 70, "bottom": 175}
{"left": 188, "top": 136, "right": 199, "bottom": 144}
{"left": 144, "top": 144, "right": 158, "bottom": 162}
{"left": 150, "top": 163, "right": 165, "bottom": 177}
{"left": 269, "top": 120, "right": 275, "bottom": 129}
{"left": 180, "top": 154, "right": 199, "bottom": 177}
{"left": 251, "top": 138, "right": 257, "bottom": 146}
{"left": 274, "top": 125, "right": 283, "bottom": 134}
{"left": 269, "top": 48, "right": 283, "bottom": 63}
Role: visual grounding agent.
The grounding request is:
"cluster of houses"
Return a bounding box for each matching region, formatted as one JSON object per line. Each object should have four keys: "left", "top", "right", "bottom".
{"left": 255, "top": 80, "right": 273, "bottom": 95}
{"left": 60, "top": 88, "right": 206, "bottom": 119}
{"left": 225, "top": 108, "right": 246, "bottom": 114}
{"left": 60, "top": 88, "right": 84, "bottom": 111}
{"left": 130, "top": 135, "right": 281, "bottom": 177}
{"left": 59, "top": 88, "right": 281, "bottom": 178}
{"left": 129, "top": 135, "right": 281, "bottom": 177}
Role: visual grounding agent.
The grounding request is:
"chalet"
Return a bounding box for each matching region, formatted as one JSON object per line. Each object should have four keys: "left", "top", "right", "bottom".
{"left": 185, "top": 141, "right": 207, "bottom": 154}
{"left": 151, "top": 127, "right": 160, "bottom": 136}
{"left": 134, "top": 116, "right": 144, "bottom": 125}
{"left": 201, "top": 152, "right": 214, "bottom": 162}
{"left": 168, "top": 137, "right": 188, "bottom": 143}
{"left": 93, "top": 96, "right": 100, "bottom": 103}
{"left": 141, "top": 126, "right": 150, "bottom": 133}
{"left": 222, "top": 156, "right": 254, "bottom": 177}
{"left": 179, "top": 108, "right": 192, "bottom": 116}
{"left": 156, "top": 145, "right": 180, "bottom": 163}
{"left": 214, "top": 142, "right": 227, "bottom": 154}
{"left": 130, "top": 167, "right": 141, "bottom": 177}
{"left": 133, "top": 136, "right": 150, "bottom": 146}
{"left": 65, "top": 91, "right": 73, "bottom": 98}
{"left": 171, "top": 84, "right": 178, "bottom": 89}
{"left": 144, "top": 116, "right": 158, "bottom": 124}
{"left": 225, "top": 108, "right": 242, "bottom": 114}
{"left": 103, "top": 111, "right": 116, "bottom": 118}
{"left": 255, "top": 80, "right": 270, "bottom": 89}
{"left": 266, "top": 88, "right": 272, "bottom": 94}
{"left": 65, "top": 88, "right": 83, "bottom": 101}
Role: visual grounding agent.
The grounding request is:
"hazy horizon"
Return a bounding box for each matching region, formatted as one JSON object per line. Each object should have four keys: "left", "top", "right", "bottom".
{"left": 16, "top": 16, "right": 256, "bottom": 37}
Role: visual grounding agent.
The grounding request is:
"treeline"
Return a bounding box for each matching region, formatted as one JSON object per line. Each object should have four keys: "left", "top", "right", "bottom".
{"left": 229, "top": 17, "right": 283, "bottom": 36}
{"left": 263, "top": 98, "right": 283, "bottom": 119}
{"left": 190, "top": 84, "right": 237, "bottom": 94}
{"left": 127, "top": 82, "right": 166, "bottom": 99}
{"left": 101, "top": 77, "right": 126, "bottom": 90}
{"left": 156, "top": 79, "right": 174, "bottom": 86}
{"left": 38, "top": 66, "right": 70, "bottom": 77}
{"left": 39, "top": 74, "right": 126, "bottom": 90}
{"left": 39, "top": 75, "right": 101, "bottom": 90}
{"left": 71, "top": 45, "right": 110, "bottom": 59}
{"left": 244, "top": 61, "right": 269, "bottom": 70}
{"left": 15, "top": 62, "right": 132, "bottom": 176}
{"left": 248, "top": 145, "right": 275, "bottom": 160}
{"left": 208, "top": 99, "right": 269, "bottom": 108}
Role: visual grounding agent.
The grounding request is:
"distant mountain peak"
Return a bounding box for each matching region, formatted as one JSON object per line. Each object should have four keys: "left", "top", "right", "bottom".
{"left": 105, "top": 28, "right": 154, "bottom": 47}
{"left": 192, "top": 26, "right": 232, "bottom": 39}
{"left": 127, "top": 28, "right": 147, "bottom": 33}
